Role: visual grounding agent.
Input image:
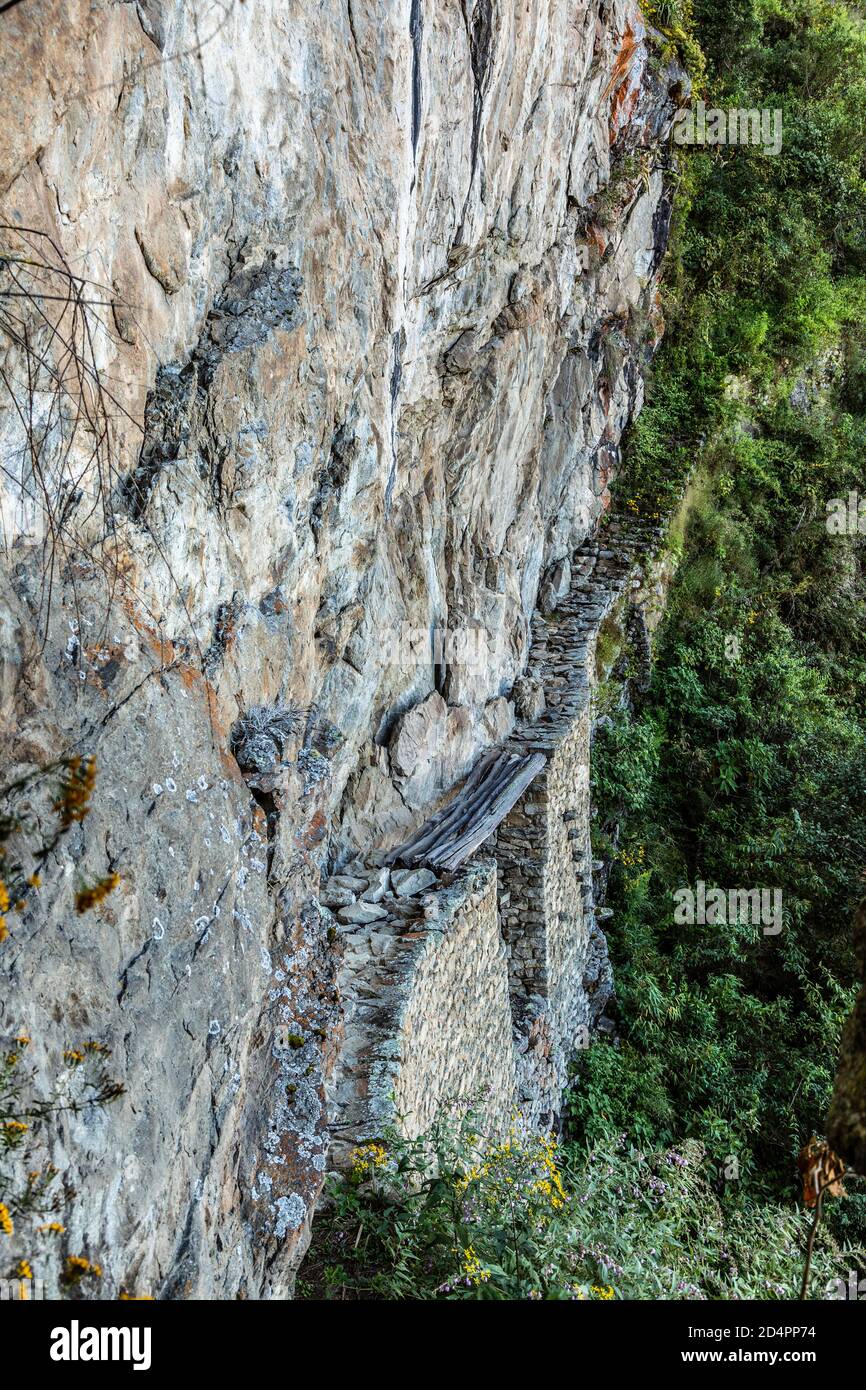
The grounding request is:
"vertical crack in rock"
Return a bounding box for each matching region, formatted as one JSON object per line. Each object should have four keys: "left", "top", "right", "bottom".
{"left": 650, "top": 166, "right": 676, "bottom": 277}
{"left": 385, "top": 328, "right": 405, "bottom": 513}
{"left": 455, "top": 0, "right": 494, "bottom": 243}
{"left": 346, "top": 0, "right": 363, "bottom": 72}
{"left": 409, "top": 0, "right": 423, "bottom": 161}
{"left": 312, "top": 415, "right": 355, "bottom": 545}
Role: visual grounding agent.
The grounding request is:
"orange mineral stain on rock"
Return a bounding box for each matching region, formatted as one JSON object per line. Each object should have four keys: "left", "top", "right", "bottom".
{"left": 605, "top": 18, "right": 645, "bottom": 144}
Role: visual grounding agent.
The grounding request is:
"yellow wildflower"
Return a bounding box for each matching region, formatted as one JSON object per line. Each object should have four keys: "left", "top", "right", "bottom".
{"left": 75, "top": 871, "right": 120, "bottom": 915}
{"left": 461, "top": 1245, "right": 491, "bottom": 1286}
{"left": 350, "top": 1142, "right": 390, "bottom": 1178}
{"left": 63, "top": 1255, "right": 102, "bottom": 1284}
{"left": 54, "top": 755, "right": 97, "bottom": 829}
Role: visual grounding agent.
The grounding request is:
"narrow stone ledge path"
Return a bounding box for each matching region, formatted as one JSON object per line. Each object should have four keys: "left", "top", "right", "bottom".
{"left": 323, "top": 512, "right": 666, "bottom": 1153}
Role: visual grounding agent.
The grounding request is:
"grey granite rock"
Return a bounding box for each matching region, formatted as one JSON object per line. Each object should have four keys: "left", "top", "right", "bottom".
{"left": 329, "top": 874, "right": 369, "bottom": 893}
{"left": 391, "top": 867, "right": 439, "bottom": 898}
{"left": 319, "top": 883, "right": 357, "bottom": 909}
{"left": 337, "top": 901, "right": 390, "bottom": 925}
{"left": 360, "top": 868, "right": 391, "bottom": 903}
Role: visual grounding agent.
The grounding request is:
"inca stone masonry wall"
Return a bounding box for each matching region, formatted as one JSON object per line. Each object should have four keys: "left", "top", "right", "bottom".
{"left": 328, "top": 862, "right": 514, "bottom": 1160}
{"left": 326, "top": 515, "right": 664, "bottom": 1151}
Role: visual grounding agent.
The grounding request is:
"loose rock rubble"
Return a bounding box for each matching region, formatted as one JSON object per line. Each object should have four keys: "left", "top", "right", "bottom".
{"left": 320, "top": 857, "right": 441, "bottom": 923}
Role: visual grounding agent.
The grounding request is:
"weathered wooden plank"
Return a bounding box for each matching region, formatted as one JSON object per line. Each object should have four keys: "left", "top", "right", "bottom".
{"left": 430, "top": 753, "right": 545, "bottom": 871}
{"left": 386, "top": 751, "right": 500, "bottom": 864}
{"left": 387, "top": 748, "right": 546, "bottom": 871}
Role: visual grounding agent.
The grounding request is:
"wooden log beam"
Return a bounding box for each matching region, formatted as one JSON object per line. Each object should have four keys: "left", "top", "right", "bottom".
{"left": 386, "top": 748, "right": 546, "bottom": 871}
{"left": 385, "top": 751, "right": 499, "bottom": 865}
{"left": 429, "top": 753, "right": 545, "bottom": 871}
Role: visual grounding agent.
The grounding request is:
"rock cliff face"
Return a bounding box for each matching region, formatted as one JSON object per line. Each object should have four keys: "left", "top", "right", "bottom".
{"left": 0, "top": 1, "right": 684, "bottom": 1297}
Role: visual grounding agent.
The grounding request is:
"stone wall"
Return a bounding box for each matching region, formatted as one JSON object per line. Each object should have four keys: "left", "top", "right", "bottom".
{"left": 328, "top": 862, "right": 514, "bottom": 1162}
{"left": 326, "top": 514, "right": 665, "bottom": 1148}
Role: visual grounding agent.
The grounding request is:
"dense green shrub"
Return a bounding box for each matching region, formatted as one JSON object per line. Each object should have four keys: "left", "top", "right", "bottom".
{"left": 300, "top": 1108, "right": 858, "bottom": 1300}
{"left": 574, "top": 0, "right": 866, "bottom": 1242}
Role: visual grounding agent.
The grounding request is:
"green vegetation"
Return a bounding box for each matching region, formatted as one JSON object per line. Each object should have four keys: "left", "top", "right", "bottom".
{"left": 574, "top": 0, "right": 866, "bottom": 1244}
{"left": 301, "top": 1108, "right": 851, "bottom": 1300}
